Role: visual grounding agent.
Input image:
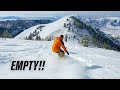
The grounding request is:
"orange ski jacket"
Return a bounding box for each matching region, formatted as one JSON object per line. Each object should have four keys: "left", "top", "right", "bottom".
{"left": 52, "top": 36, "right": 67, "bottom": 53}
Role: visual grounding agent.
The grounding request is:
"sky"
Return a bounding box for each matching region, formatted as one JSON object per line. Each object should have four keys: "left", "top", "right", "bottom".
{"left": 0, "top": 11, "right": 120, "bottom": 17}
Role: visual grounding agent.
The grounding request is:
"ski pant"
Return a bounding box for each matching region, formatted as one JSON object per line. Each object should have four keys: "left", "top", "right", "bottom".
{"left": 56, "top": 49, "right": 65, "bottom": 57}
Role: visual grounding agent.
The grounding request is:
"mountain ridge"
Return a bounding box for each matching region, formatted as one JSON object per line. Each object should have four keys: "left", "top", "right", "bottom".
{"left": 14, "top": 15, "right": 120, "bottom": 52}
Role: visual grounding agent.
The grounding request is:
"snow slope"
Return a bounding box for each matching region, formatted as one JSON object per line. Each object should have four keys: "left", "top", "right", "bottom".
{"left": 0, "top": 38, "right": 120, "bottom": 79}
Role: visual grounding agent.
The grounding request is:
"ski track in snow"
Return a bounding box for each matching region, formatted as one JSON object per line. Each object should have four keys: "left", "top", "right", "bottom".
{"left": 0, "top": 39, "right": 120, "bottom": 79}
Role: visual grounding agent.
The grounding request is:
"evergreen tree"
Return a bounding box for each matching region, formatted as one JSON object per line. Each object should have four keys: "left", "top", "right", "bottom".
{"left": 37, "top": 31, "right": 39, "bottom": 34}
{"left": 68, "top": 26, "right": 70, "bottom": 32}
{"left": 25, "top": 36, "right": 28, "bottom": 40}
{"left": 36, "top": 35, "right": 39, "bottom": 40}
{"left": 64, "top": 23, "right": 66, "bottom": 27}
{"left": 103, "top": 42, "right": 110, "bottom": 49}
{"left": 81, "top": 34, "right": 89, "bottom": 47}
{"left": 34, "top": 30, "right": 37, "bottom": 33}
{"left": 39, "top": 36, "right": 41, "bottom": 41}
{"left": 67, "top": 24, "right": 69, "bottom": 26}
{"left": 2, "top": 30, "right": 7, "bottom": 38}
{"left": 65, "top": 34, "right": 68, "bottom": 42}
{"left": 49, "top": 37, "right": 51, "bottom": 41}
{"left": 41, "top": 38, "right": 44, "bottom": 41}
{"left": 36, "top": 35, "right": 41, "bottom": 41}
{"left": 27, "top": 33, "right": 33, "bottom": 40}
{"left": 45, "top": 37, "right": 51, "bottom": 41}
{"left": 8, "top": 32, "right": 13, "bottom": 38}
{"left": 2, "top": 30, "right": 13, "bottom": 40}
{"left": 40, "top": 28, "right": 42, "bottom": 31}
{"left": 92, "top": 37, "right": 97, "bottom": 46}
{"left": 73, "top": 35, "right": 76, "bottom": 40}
{"left": 69, "top": 23, "right": 71, "bottom": 26}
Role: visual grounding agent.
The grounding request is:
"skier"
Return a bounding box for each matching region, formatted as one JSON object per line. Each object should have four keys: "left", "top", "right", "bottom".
{"left": 52, "top": 35, "right": 69, "bottom": 57}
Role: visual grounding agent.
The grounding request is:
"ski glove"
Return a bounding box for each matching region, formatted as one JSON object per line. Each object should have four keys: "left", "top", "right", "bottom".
{"left": 66, "top": 51, "right": 69, "bottom": 55}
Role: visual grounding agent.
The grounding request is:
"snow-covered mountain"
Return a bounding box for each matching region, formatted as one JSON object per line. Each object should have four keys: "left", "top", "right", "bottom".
{"left": 80, "top": 16, "right": 120, "bottom": 30}
{"left": 0, "top": 16, "right": 61, "bottom": 21}
{"left": 21, "top": 16, "right": 61, "bottom": 21}
{"left": 14, "top": 15, "right": 120, "bottom": 52}
{"left": 0, "top": 19, "right": 55, "bottom": 38}
{"left": 15, "top": 15, "right": 92, "bottom": 42}
{"left": 81, "top": 16, "right": 120, "bottom": 42}
{"left": 14, "top": 16, "right": 69, "bottom": 39}
{"left": 0, "top": 16, "right": 22, "bottom": 21}
{"left": 16, "top": 15, "right": 120, "bottom": 41}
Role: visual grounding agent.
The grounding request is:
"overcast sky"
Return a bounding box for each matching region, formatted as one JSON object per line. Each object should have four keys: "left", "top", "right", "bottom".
{"left": 0, "top": 11, "right": 120, "bottom": 17}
